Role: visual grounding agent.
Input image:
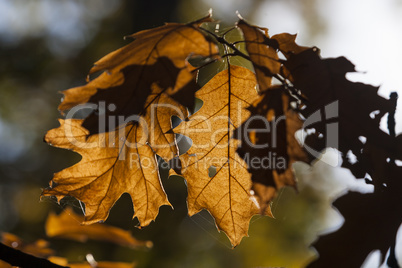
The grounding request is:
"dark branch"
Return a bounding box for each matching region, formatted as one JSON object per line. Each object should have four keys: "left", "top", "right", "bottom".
{"left": 386, "top": 91, "right": 400, "bottom": 268}
{"left": 0, "top": 242, "right": 69, "bottom": 268}
{"left": 199, "top": 27, "right": 251, "bottom": 60}
{"left": 387, "top": 92, "right": 398, "bottom": 139}
{"left": 199, "top": 26, "right": 308, "bottom": 104}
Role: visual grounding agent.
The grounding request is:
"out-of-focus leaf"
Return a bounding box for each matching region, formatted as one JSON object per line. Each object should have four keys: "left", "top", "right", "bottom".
{"left": 1, "top": 232, "right": 55, "bottom": 258}
{"left": 45, "top": 207, "right": 152, "bottom": 248}
{"left": 49, "top": 256, "right": 136, "bottom": 268}
{"left": 0, "top": 233, "right": 66, "bottom": 268}
{"left": 309, "top": 162, "right": 402, "bottom": 267}
{"left": 0, "top": 260, "right": 11, "bottom": 268}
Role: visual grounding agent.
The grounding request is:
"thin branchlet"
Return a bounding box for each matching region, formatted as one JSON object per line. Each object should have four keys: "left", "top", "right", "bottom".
{"left": 200, "top": 26, "right": 308, "bottom": 104}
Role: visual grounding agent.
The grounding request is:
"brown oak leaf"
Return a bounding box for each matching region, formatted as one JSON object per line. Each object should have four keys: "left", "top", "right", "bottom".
{"left": 59, "top": 15, "right": 217, "bottom": 135}
{"left": 174, "top": 64, "right": 263, "bottom": 247}
{"left": 237, "top": 19, "right": 281, "bottom": 91}
{"left": 42, "top": 87, "right": 184, "bottom": 227}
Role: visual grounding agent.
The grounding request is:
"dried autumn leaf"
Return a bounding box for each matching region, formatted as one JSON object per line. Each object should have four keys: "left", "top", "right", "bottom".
{"left": 46, "top": 207, "right": 152, "bottom": 248}
{"left": 42, "top": 98, "right": 177, "bottom": 227}
{"left": 42, "top": 15, "right": 219, "bottom": 227}
{"left": 271, "top": 32, "right": 309, "bottom": 57}
{"left": 235, "top": 20, "right": 308, "bottom": 210}
{"left": 236, "top": 19, "right": 280, "bottom": 91}
{"left": 0, "top": 260, "right": 10, "bottom": 268}
{"left": 175, "top": 64, "right": 262, "bottom": 247}
{"left": 59, "top": 15, "right": 217, "bottom": 135}
{"left": 69, "top": 261, "right": 136, "bottom": 268}
{"left": 235, "top": 87, "right": 308, "bottom": 212}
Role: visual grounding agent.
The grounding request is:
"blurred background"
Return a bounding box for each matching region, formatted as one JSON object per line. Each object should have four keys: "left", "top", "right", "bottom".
{"left": 0, "top": 0, "right": 401, "bottom": 267}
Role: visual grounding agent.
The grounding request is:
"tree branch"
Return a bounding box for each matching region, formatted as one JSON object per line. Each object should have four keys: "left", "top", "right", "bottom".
{"left": 0, "top": 242, "right": 69, "bottom": 268}
{"left": 199, "top": 26, "right": 309, "bottom": 104}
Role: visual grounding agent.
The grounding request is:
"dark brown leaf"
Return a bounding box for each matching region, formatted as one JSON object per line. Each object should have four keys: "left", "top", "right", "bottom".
{"left": 308, "top": 163, "right": 402, "bottom": 267}
{"left": 235, "top": 86, "right": 308, "bottom": 212}
{"left": 282, "top": 48, "right": 396, "bottom": 180}
{"left": 237, "top": 19, "right": 280, "bottom": 91}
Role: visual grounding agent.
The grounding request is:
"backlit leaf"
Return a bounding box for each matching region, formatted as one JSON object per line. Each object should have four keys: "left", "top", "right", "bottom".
{"left": 42, "top": 15, "right": 219, "bottom": 228}
{"left": 43, "top": 112, "right": 169, "bottom": 226}
{"left": 59, "top": 15, "right": 217, "bottom": 135}
{"left": 237, "top": 19, "right": 280, "bottom": 91}
{"left": 175, "top": 64, "right": 262, "bottom": 246}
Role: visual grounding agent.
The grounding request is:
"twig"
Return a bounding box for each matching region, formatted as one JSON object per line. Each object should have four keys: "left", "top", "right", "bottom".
{"left": 199, "top": 26, "right": 308, "bottom": 104}
{"left": 386, "top": 91, "right": 400, "bottom": 268}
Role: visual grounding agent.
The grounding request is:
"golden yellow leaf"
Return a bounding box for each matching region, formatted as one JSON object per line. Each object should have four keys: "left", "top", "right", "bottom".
{"left": 43, "top": 113, "right": 168, "bottom": 226}
{"left": 175, "top": 64, "right": 263, "bottom": 247}
{"left": 42, "top": 15, "right": 218, "bottom": 227}
{"left": 45, "top": 207, "right": 152, "bottom": 248}
{"left": 58, "top": 15, "right": 217, "bottom": 136}
{"left": 0, "top": 260, "right": 11, "bottom": 268}
{"left": 42, "top": 85, "right": 185, "bottom": 226}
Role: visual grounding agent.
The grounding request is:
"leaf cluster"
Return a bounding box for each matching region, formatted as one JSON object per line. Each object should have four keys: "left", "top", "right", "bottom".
{"left": 40, "top": 12, "right": 401, "bottom": 266}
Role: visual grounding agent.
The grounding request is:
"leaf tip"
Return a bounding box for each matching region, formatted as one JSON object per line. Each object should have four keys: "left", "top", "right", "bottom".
{"left": 236, "top": 10, "right": 244, "bottom": 20}
{"left": 123, "top": 34, "right": 135, "bottom": 41}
